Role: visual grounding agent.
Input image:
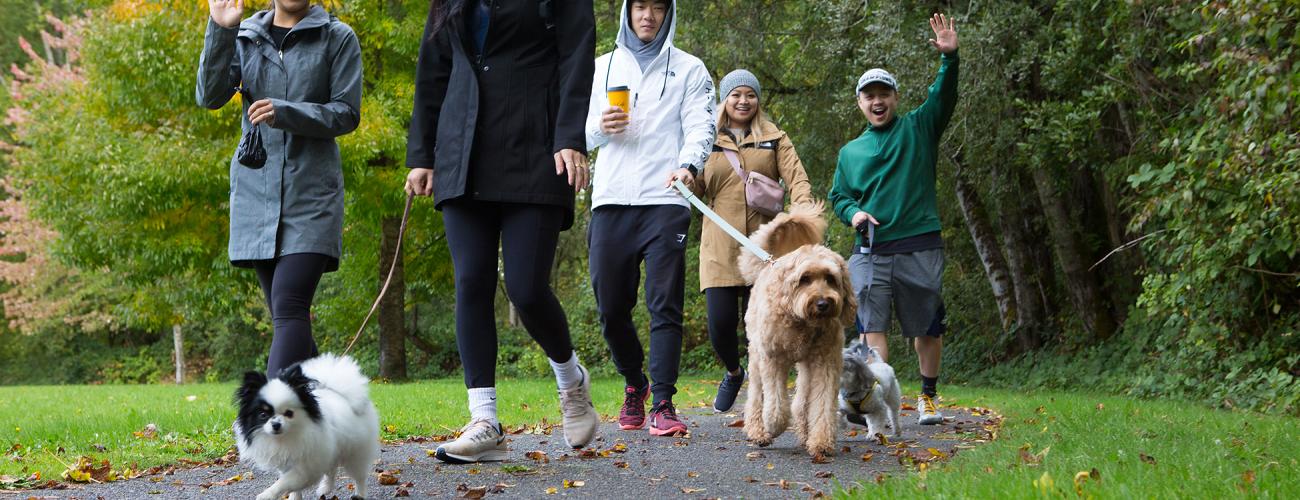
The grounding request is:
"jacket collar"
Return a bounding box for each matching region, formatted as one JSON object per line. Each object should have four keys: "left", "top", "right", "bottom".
{"left": 238, "top": 5, "right": 331, "bottom": 43}
{"left": 716, "top": 120, "right": 785, "bottom": 150}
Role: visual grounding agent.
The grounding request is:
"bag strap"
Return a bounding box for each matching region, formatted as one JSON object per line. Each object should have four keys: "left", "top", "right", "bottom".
{"left": 723, "top": 149, "right": 747, "bottom": 182}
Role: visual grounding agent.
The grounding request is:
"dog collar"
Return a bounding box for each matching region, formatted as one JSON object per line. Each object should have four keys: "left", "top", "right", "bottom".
{"left": 844, "top": 380, "right": 880, "bottom": 413}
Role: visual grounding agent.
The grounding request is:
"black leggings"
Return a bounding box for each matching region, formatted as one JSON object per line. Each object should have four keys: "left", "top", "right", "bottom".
{"left": 253, "top": 253, "right": 329, "bottom": 377}
{"left": 705, "top": 286, "right": 751, "bottom": 373}
{"left": 443, "top": 199, "right": 574, "bottom": 389}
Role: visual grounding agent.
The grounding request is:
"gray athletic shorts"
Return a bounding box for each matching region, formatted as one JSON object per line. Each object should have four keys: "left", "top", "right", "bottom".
{"left": 848, "top": 248, "right": 946, "bottom": 338}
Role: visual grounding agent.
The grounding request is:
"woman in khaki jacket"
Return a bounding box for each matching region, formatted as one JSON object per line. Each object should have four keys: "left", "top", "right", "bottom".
{"left": 694, "top": 69, "right": 813, "bottom": 412}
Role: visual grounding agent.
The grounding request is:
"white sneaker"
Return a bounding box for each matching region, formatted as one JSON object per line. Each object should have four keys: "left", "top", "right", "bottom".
{"left": 917, "top": 394, "right": 943, "bottom": 425}
{"left": 435, "top": 419, "right": 507, "bottom": 463}
{"left": 559, "top": 365, "right": 599, "bottom": 448}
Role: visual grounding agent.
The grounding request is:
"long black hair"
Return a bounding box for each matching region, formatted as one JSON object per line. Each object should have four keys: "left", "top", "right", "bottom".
{"left": 426, "top": 0, "right": 466, "bottom": 39}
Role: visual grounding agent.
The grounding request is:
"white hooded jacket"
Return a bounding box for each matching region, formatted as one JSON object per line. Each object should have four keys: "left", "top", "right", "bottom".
{"left": 586, "top": 0, "right": 716, "bottom": 208}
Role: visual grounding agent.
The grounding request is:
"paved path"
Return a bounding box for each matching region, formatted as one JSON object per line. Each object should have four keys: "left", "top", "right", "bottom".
{"left": 21, "top": 405, "right": 994, "bottom": 499}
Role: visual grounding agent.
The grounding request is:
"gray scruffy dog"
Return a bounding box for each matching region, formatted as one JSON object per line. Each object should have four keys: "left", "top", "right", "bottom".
{"left": 838, "top": 339, "right": 902, "bottom": 437}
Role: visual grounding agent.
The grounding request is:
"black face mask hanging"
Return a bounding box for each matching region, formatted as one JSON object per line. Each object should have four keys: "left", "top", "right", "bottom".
{"left": 235, "top": 87, "right": 267, "bottom": 169}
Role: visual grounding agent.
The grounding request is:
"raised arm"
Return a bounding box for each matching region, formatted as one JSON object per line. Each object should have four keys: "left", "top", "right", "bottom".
{"left": 914, "top": 13, "right": 960, "bottom": 136}
{"left": 195, "top": 0, "right": 244, "bottom": 109}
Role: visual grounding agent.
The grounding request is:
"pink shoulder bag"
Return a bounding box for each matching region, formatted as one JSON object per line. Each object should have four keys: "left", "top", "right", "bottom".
{"left": 723, "top": 149, "right": 785, "bottom": 217}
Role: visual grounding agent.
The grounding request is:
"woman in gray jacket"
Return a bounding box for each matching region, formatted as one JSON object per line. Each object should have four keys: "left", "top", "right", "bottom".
{"left": 196, "top": 0, "right": 362, "bottom": 377}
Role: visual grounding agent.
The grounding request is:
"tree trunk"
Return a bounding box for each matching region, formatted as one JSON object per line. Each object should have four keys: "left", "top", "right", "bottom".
{"left": 1031, "top": 167, "right": 1117, "bottom": 341}
{"left": 996, "top": 167, "right": 1048, "bottom": 351}
{"left": 172, "top": 323, "right": 184, "bottom": 385}
{"left": 952, "top": 156, "right": 1016, "bottom": 331}
{"left": 378, "top": 215, "right": 408, "bottom": 380}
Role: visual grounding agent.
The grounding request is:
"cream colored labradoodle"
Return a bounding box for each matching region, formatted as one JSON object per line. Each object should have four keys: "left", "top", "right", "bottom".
{"left": 739, "top": 201, "right": 856, "bottom": 458}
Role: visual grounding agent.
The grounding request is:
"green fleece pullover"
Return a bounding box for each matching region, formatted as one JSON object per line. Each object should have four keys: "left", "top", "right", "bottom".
{"left": 829, "top": 51, "right": 959, "bottom": 246}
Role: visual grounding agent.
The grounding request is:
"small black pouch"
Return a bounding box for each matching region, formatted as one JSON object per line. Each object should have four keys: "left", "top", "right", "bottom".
{"left": 235, "top": 87, "right": 266, "bottom": 169}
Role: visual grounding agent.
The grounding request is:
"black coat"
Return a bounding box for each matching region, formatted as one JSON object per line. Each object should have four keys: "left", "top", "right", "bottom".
{"left": 406, "top": 0, "right": 595, "bottom": 229}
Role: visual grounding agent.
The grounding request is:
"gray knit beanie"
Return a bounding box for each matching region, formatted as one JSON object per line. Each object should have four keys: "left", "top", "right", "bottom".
{"left": 718, "top": 69, "right": 761, "bottom": 101}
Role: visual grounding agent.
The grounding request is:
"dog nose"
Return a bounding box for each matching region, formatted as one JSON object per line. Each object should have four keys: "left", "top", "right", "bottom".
{"left": 271, "top": 421, "right": 281, "bottom": 432}
{"left": 816, "top": 299, "right": 830, "bottom": 312}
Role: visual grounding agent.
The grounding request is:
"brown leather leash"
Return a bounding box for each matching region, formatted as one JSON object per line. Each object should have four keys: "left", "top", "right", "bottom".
{"left": 342, "top": 191, "right": 414, "bottom": 356}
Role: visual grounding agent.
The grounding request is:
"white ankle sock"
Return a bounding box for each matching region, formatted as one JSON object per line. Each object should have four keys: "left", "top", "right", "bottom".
{"left": 549, "top": 351, "right": 583, "bottom": 391}
{"left": 467, "top": 387, "right": 498, "bottom": 425}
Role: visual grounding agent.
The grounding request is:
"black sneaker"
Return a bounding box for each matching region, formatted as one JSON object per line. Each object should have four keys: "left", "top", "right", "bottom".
{"left": 713, "top": 369, "right": 745, "bottom": 412}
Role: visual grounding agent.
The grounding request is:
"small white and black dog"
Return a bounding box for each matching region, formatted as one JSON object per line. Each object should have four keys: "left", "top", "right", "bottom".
{"left": 838, "top": 340, "right": 902, "bottom": 438}
{"left": 233, "top": 354, "right": 379, "bottom": 500}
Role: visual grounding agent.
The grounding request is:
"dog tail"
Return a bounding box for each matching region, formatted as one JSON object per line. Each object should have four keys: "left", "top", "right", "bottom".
{"left": 739, "top": 201, "right": 828, "bottom": 283}
{"left": 300, "top": 354, "right": 372, "bottom": 412}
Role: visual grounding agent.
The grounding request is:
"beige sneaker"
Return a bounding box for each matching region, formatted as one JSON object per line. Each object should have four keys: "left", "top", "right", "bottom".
{"left": 434, "top": 419, "right": 507, "bottom": 463}
{"left": 918, "top": 394, "right": 943, "bottom": 425}
{"left": 559, "top": 365, "right": 599, "bottom": 448}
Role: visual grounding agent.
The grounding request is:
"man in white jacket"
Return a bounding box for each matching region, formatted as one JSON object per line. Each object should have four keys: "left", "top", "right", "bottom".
{"left": 586, "top": 0, "right": 715, "bottom": 438}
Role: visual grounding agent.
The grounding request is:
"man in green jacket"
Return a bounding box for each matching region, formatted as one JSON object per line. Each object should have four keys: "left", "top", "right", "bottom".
{"left": 828, "top": 13, "right": 958, "bottom": 426}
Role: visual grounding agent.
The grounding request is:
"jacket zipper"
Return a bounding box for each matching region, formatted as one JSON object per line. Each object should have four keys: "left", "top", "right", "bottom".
{"left": 477, "top": 0, "right": 494, "bottom": 67}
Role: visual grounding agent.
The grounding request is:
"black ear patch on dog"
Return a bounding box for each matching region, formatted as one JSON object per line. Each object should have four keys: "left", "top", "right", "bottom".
{"left": 234, "top": 371, "right": 269, "bottom": 446}
{"left": 234, "top": 371, "right": 267, "bottom": 408}
{"left": 278, "top": 363, "right": 323, "bottom": 423}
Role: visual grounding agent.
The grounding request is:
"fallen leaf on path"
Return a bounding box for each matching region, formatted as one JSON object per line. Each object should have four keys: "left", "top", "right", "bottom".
{"left": 378, "top": 471, "right": 400, "bottom": 485}
{"left": 687, "top": 471, "right": 699, "bottom": 478}
{"left": 764, "top": 479, "right": 791, "bottom": 490}
{"left": 811, "top": 454, "right": 832, "bottom": 464}
{"left": 726, "top": 419, "right": 744, "bottom": 427}
{"left": 613, "top": 460, "right": 629, "bottom": 468}
{"left": 746, "top": 451, "right": 765, "bottom": 460}
{"left": 743, "top": 476, "right": 758, "bottom": 483}
{"left": 458, "top": 484, "right": 487, "bottom": 498}
{"left": 490, "top": 482, "right": 512, "bottom": 493}
{"left": 545, "top": 486, "right": 558, "bottom": 494}
{"left": 814, "top": 471, "right": 834, "bottom": 478}
{"left": 562, "top": 479, "right": 585, "bottom": 488}
{"left": 927, "top": 448, "right": 949, "bottom": 459}
{"left": 861, "top": 453, "right": 875, "bottom": 462}
{"left": 874, "top": 433, "right": 890, "bottom": 446}
{"left": 525, "top": 450, "right": 550, "bottom": 463}
{"left": 681, "top": 487, "right": 705, "bottom": 493}
{"left": 611, "top": 442, "right": 628, "bottom": 453}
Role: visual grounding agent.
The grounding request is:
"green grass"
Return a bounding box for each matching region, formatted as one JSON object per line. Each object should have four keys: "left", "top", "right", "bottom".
{"left": 0, "top": 378, "right": 719, "bottom": 481}
{"left": 3, "top": 381, "right": 1297, "bottom": 497}
{"left": 851, "top": 386, "right": 1300, "bottom": 499}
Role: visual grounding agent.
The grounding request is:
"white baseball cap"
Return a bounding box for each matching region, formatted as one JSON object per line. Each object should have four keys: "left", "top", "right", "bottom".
{"left": 855, "top": 68, "right": 897, "bottom": 94}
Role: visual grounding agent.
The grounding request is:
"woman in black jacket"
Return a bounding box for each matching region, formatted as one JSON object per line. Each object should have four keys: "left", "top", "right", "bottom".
{"left": 404, "top": 0, "right": 596, "bottom": 463}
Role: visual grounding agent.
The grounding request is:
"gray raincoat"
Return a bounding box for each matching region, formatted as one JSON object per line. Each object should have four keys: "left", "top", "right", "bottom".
{"left": 196, "top": 6, "right": 362, "bottom": 271}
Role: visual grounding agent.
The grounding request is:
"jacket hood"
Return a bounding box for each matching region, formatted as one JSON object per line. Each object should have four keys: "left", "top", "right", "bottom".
{"left": 615, "top": 0, "right": 676, "bottom": 54}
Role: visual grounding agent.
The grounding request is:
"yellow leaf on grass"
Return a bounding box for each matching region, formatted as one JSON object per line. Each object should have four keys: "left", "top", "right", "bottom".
{"left": 927, "top": 448, "right": 948, "bottom": 459}
{"left": 1033, "top": 472, "right": 1055, "bottom": 496}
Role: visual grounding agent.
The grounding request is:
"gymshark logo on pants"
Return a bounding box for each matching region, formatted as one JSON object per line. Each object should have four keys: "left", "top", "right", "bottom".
{"left": 676, "top": 234, "right": 686, "bottom": 244}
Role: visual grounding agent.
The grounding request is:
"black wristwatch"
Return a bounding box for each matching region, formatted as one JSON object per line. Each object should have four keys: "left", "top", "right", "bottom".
{"left": 682, "top": 163, "right": 698, "bottom": 177}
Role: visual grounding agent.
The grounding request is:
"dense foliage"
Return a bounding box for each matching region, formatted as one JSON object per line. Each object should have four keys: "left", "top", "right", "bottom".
{"left": 1, "top": 0, "right": 1294, "bottom": 414}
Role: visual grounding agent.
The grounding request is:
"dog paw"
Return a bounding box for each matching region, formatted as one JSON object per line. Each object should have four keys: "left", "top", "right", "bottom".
{"left": 808, "top": 445, "right": 834, "bottom": 458}
{"left": 254, "top": 491, "right": 278, "bottom": 500}
{"left": 749, "top": 434, "right": 773, "bottom": 447}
